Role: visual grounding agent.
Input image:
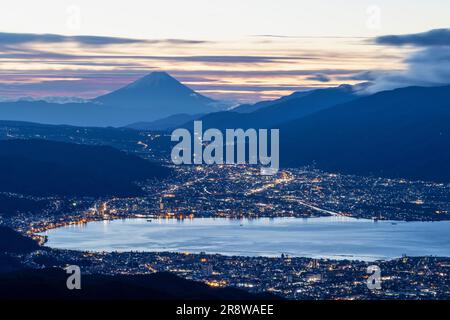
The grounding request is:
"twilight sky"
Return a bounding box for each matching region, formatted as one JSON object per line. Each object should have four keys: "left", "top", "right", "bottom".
{"left": 0, "top": 0, "right": 449, "bottom": 102}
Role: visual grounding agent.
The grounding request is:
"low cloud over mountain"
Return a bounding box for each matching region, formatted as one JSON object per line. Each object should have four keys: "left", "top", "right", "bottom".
{"left": 366, "top": 29, "right": 450, "bottom": 92}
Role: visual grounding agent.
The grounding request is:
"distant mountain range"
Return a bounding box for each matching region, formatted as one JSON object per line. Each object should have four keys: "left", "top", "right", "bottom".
{"left": 126, "top": 113, "right": 204, "bottom": 131}
{"left": 94, "top": 72, "right": 219, "bottom": 116}
{"left": 177, "top": 84, "right": 450, "bottom": 183}
{"left": 185, "top": 84, "right": 362, "bottom": 130}
{"left": 231, "top": 84, "right": 361, "bottom": 113}
{"left": 0, "top": 72, "right": 225, "bottom": 127}
{"left": 279, "top": 85, "right": 450, "bottom": 182}
{"left": 0, "top": 96, "right": 91, "bottom": 104}
{"left": 0, "top": 139, "right": 170, "bottom": 197}
{"left": 124, "top": 85, "right": 358, "bottom": 131}
{"left": 1, "top": 79, "right": 450, "bottom": 183}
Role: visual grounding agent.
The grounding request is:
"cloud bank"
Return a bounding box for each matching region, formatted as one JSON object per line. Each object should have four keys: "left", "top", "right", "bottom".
{"left": 0, "top": 32, "right": 209, "bottom": 47}
{"left": 367, "top": 29, "right": 450, "bottom": 93}
{"left": 306, "top": 73, "right": 331, "bottom": 83}
{"left": 375, "top": 29, "right": 450, "bottom": 47}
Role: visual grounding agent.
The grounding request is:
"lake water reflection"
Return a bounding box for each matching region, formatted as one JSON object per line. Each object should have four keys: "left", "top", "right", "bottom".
{"left": 40, "top": 216, "right": 450, "bottom": 261}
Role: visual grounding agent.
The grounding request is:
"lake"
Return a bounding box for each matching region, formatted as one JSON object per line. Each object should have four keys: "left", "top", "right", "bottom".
{"left": 40, "top": 216, "right": 450, "bottom": 261}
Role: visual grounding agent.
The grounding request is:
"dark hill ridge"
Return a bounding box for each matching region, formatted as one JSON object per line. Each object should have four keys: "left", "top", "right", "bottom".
{"left": 0, "top": 139, "right": 170, "bottom": 197}
{"left": 0, "top": 100, "right": 115, "bottom": 127}
{"left": 0, "top": 225, "right": 276, "bottom": 300}
{"left": 0, "top": 194, "right": 48, "bottom": 217}
{"left": 0, "top": 119, "right": 144, "bottom": 142}
{"left": 126, "top": 113, "right": 203, "bottom": 131}
{"left": 188, "top": 85, "right": 360, "bottom": 130}
{"left": 0, "top": 254, "right": 23, "bottom": 274}
{"left": 279, "top": 85, "right": 450, "bottom": 183}
{"left": 0, "top": 226, "right": 39, "bottom": 254}
{"left": 231, "top": 86, "right": 352, "bottom": 114}
{"left": 0, "top": 268, "right": 277, "bottom": 300}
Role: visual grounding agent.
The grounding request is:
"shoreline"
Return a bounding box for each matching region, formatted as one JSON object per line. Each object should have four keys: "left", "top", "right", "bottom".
{"left": 35, "top": 215, "right": 450, "bottom": 263}
{"left": 28, "top": 209, "right": 450, "bottom": 247}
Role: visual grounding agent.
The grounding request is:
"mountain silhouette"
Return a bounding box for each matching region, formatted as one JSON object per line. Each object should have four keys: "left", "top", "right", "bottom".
{"left": 95, "top": 71, "right": 216, "bottom": 116}
{"left": 280, "top": 85, "right": 450, "bottom": 182}
{"left": 0, "top": 139, "right": 171, "bottom": 196}
{"left": 0, "top": 72, "right": 220, "bottom": 126}
{"left": 232, "top": 84, "right": 360, "bottom": 113}
{"left": 126, "top": 113, "right": 204, "bottom": 131}
{"left": 187, "top": 85, "right": 360, "bottom": 130}
{"left": 0, "top": 268, "right": 278, "bottom": 300}
{"left": 0, "top": 226, "right": 39, "bottom": 254}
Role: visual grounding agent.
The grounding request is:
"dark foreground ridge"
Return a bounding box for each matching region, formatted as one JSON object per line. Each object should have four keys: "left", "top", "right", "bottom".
{"left": 0, "top": 226, "right": 276, "bottom": 300}
{"left": 0, "top": 226, "right": 39, "bottom": 254}
{"left": 0, "top": 139, "right": 171, "bottom": 197}
{"left": 0, "top": 268, "right": 276, "bottom": 300}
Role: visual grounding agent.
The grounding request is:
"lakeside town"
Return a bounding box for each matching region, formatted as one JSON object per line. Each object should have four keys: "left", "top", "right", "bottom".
{"left": 4, "top": 164, "right": 450, "bottom": 237}
{"left": 1, "top": 118, "right": 450, "bottom": 300}
{"left": 1, "top": 163, "right": 450, "bottom": 300}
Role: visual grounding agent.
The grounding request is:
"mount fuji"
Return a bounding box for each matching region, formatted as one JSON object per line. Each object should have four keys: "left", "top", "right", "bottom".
{"left": 94, "top": 71, "right": 218, "bottom": 117}
{"left": 0, "top": 72, "right": 222, "bottom": 127}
